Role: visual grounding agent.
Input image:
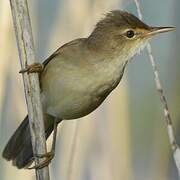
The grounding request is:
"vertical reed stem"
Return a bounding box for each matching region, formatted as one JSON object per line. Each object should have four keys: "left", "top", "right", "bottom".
{"left": 134, "top": 0, "right": 180, "bottom": 177}
{"left": 9, "top": 0, "right": 50, "bottom": 179}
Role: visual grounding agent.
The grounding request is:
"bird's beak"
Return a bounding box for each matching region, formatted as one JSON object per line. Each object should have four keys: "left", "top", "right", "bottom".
{"left": 146, "top": 26, "right": 175, "bottom": 36}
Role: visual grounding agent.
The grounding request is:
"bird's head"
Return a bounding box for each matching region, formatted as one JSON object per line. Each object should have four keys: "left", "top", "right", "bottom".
{"left": 87, "top": 10, "right": 175, "bottom": 61}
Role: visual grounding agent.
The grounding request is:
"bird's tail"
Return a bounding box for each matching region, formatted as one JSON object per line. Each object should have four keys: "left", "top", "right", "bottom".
{"left": 2, "top": 115, "right": 59, "bottom": 169}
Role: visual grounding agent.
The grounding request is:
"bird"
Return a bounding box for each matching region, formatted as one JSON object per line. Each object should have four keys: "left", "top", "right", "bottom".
{"left": 2, "top": 10, "right": 175, "bottom": 169}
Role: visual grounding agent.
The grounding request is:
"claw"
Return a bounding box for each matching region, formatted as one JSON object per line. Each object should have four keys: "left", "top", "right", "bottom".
{"left": 27, "top": 119, "right": 59, "bottom": 170}
{"left": 19, "top": 63, "right": 44, "bottom": 74}
{"left": 27, "top": 151, "right": 54, "bottom": 170}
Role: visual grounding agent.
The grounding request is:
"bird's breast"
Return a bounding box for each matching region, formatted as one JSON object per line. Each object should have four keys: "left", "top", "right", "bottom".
{"left": 41, "top": 56, "right": 126, "bottom": 120}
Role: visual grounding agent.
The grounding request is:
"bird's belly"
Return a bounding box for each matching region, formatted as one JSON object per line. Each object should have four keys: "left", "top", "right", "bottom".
{"left": 41, "top": 58, "right": 126, "bottom": 120}
{"left": 42, "top": 81, "right": 113, "bottom": 120}
{"left": 48, "top": 96, "right": 102, "bottom": 119}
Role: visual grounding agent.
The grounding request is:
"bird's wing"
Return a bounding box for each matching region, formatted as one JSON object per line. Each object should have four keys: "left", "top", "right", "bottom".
{"left": 43, "top": 38, "right": 86, "bottom": 67}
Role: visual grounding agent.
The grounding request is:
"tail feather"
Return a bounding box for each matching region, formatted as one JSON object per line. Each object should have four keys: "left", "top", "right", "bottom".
{"left": 2, "top": 115, "right": 30, "bottom": 161}
{"left": 2, "top": 115, "right": 60, "bottom": 169}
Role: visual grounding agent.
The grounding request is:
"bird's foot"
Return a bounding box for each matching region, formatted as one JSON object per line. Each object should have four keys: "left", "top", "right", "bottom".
{"left": 28, "top": 151, "right": 55, "bottom": 169}
{"left": 27, "top": 119, "right": 59, "bottom": 170}
{"left": 19, "top": 63, "right": 44, "bottom": 74}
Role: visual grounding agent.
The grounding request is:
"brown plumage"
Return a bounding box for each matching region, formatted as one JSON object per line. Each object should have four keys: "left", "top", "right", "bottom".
{"left": 2, "top": 10, "right": 174, "bottom": 169}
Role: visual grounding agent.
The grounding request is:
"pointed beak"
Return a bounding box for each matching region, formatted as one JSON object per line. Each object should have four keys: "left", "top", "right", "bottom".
{"left": 146, "top": 26, "right": 175, "bottom": 36}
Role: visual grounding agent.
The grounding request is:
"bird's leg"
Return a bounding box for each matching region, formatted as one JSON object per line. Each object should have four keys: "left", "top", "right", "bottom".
{"left": 19, "top": 63, "right": 44, "bottom": 74}
{"left": 28, "top": 118, "right": 58, "bottom": 170}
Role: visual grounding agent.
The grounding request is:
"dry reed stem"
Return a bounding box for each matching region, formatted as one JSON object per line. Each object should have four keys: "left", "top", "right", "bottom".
{"left": 134, "top": 0, "right": 180, "bottom": 177}
{"left": 9, "top": 0, "right": 50, "bottom": 179}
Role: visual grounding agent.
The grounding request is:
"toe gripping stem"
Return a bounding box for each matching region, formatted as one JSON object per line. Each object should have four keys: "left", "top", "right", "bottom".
{"left": 19, "top": 63, "right": 44, "bottom": 74}
{"left": 27, "top": 119, "right": 58, "bottom": 169}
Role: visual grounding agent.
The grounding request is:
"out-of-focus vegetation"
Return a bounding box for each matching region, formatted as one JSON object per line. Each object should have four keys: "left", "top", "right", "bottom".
{"left": 0, "top": 0, "right": 179, "bottom": 180}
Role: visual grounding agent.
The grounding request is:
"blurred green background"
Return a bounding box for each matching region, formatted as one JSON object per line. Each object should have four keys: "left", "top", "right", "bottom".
{"left": 0, "top": 0, "right": 179, "bottom": 179}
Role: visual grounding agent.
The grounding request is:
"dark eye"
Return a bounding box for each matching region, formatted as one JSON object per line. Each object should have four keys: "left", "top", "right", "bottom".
{"left": 126, "top": 30, "right": 135, "bottom": 38}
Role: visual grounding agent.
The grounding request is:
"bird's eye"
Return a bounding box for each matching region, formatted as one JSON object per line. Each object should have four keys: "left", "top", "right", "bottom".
{"left": 126, "top": 30, "right": 135, "bottom": 38}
